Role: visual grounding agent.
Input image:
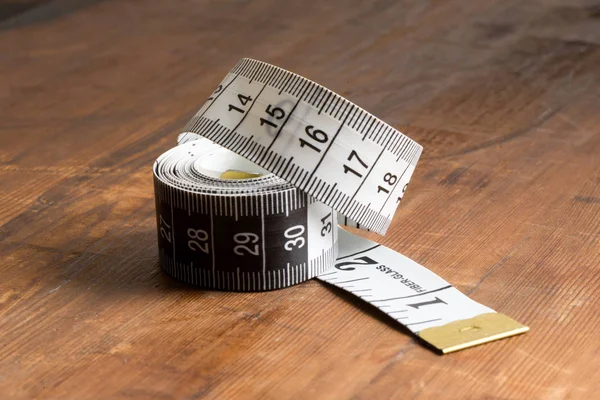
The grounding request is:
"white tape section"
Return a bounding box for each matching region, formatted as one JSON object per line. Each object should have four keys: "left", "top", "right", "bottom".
{"left": 153, "top": 59, "right": 528, "bottom": 353}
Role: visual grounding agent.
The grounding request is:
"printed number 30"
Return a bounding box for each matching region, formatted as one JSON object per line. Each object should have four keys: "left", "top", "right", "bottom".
{"left": 284, "top": 225, "right": 305, "bottom": 251}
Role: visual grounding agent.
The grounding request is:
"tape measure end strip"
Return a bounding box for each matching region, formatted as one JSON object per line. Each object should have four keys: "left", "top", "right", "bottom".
{"left": 417, "top": 313, "right": 529, "bottom": 354}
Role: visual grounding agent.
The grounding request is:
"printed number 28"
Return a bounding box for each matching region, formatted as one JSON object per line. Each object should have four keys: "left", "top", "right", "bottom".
{"left": 188, "top": 228, "right": 209, "bottom": 254}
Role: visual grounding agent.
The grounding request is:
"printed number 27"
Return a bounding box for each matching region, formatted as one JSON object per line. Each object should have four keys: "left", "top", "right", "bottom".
{"left": 159, "top": 215, "right": 172, "bottom": 243}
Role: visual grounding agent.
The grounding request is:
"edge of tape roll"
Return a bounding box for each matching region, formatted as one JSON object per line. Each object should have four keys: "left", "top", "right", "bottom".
{"left": 153, "top": 58, "right": 528, "bottom": 353}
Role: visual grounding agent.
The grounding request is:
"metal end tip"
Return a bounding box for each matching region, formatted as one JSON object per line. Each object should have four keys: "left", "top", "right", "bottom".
{"left": 418, "top": 313, "right": 529, "bottom": 354}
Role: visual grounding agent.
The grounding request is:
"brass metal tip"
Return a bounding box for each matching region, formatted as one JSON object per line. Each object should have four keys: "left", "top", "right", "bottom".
{"left": 417, "top": 313, "right": 529, "bottom": 354}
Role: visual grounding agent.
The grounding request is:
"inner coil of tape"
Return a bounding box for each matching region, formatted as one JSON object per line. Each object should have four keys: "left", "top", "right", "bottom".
{"left": 154, "top": 138, "right": 338, "bottom": 291}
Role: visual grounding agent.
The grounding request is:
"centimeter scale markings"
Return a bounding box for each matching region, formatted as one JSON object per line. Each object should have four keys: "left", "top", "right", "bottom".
{"left": 181, "top": 58, "right": 423, "bottom": 235}
{"left": 154, "top": 147, "right": 339, "bottom": 291}
{"left": 154, "top": 59, "right": 529, "bottom": 354}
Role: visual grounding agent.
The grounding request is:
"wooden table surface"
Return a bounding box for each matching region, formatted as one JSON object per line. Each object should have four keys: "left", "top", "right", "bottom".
{"left": 1, "top": 0, "right": 599, "bottom": 399}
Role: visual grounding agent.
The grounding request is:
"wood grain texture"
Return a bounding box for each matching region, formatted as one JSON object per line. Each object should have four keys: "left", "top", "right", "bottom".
{"left": 1, "top": 0, "right": 599, "bottom": 398}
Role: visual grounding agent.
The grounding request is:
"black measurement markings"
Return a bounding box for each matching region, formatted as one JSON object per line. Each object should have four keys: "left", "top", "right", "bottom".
{"left": 377, "top": 153, "right": 416, "bottom": 216}
{"left": 277, "top": 71, "right": 295, "bottom": 95}
{"left": 317, "top": 92, "right": 333, "bottom": 115}
{"left": 354, "top": 202, "right": 371, "bottom": 227}
{"left": 220, "top": 80, "right": 270, "bottom": 142}
{"left": 393, "top": 137, "right": 412, "bottom": 159}
{"left": 326, "top": 277, "right": 370, "bottom": 285}
{"left": 345, "top": 132, "right": 395, "bottom": 207}
{"left": 182, "top": 59, "right": 423, "bottom": 233}
{"left": 361, "top": 117, "right": 376, "bottom": 141}
{"left": 307, "top": 85, "right": 324, "bottom": 105}
{"left": 259, "top": 83, "right": 310, "bottom": 163}
{"left": 183, "top": 60, "right": 425, "bottom": 233}
{"left": 231, "top": 59, "right": 421, "bottom": 159}
{"left": 323, "top": 183, "right": 338, "bottom": 204}
{"left": 370, "top": 285, "right": 452, "bottom": 303}
{"left": 398, "top": 141, "right": 416, "bottom": 163}
{"left": 303, "top": 109, "right": 353, "bottom": 191}
{"left": 244, "top": 60, "right": 262, "bottom": 83}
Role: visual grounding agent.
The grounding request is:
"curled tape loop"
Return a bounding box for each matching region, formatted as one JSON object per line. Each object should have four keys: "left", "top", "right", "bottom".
{"left": 179, "top": 58, "right": 422, "bottom": 235}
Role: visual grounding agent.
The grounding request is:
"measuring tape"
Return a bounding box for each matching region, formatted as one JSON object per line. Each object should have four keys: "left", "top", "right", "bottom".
{"left": 153, "top": 58, "right": 528, "bottom": 353}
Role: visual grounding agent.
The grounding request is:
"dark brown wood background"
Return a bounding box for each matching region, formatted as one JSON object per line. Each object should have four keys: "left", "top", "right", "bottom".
{"left": 1, "top": 0, "right": 599, "bottom": 398}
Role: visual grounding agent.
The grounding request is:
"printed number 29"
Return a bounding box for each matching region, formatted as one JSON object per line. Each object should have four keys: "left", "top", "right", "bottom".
{"left": 234, "top": 232, "right": 260, "bottom": 256}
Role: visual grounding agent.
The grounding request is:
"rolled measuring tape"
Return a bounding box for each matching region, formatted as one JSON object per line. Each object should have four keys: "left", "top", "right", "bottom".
{"left": 153, "top": 58, "right": 528, "bottom": 353}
